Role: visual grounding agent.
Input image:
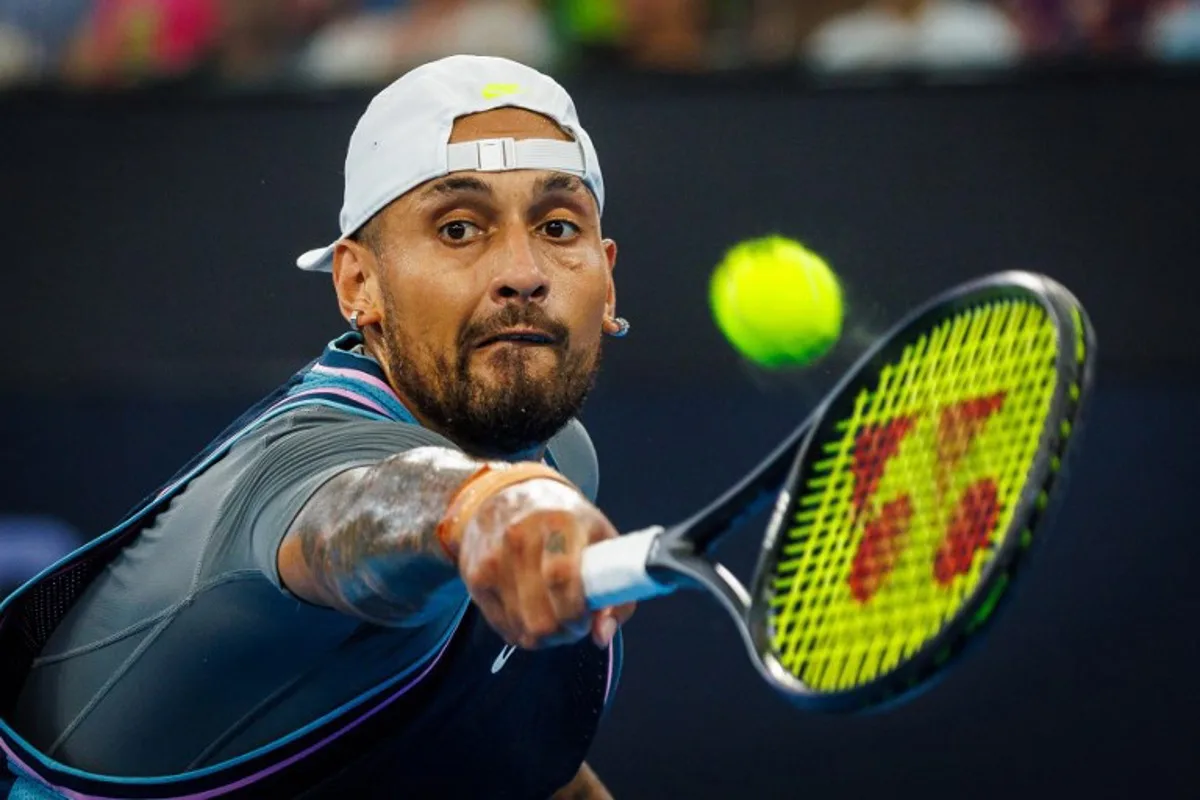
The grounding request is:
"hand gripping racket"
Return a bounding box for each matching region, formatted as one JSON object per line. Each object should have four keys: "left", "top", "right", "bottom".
{"left": 581, "top": 271, "right": 1095, "bottom": 711}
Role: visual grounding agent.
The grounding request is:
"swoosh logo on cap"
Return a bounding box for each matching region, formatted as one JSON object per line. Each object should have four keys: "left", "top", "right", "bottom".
{"left": 482, "top": 83, "right": 521, "bottom": 99}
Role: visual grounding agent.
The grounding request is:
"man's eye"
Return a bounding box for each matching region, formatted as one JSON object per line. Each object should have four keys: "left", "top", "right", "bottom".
{"left": 541, "top": 220, "right": 580, "bottom": 240}
{"left": 440, "top": 220, "right": 483, "bottom": 242}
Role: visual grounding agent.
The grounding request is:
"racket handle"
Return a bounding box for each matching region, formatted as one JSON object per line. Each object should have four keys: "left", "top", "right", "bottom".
{"left": 581, "top": 526, "right": 674, "bottom": 610}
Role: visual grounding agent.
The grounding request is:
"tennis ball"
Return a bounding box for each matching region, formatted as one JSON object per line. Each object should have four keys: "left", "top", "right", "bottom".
{"left": 709, "top": 235, "right": 843, "bottom": 368}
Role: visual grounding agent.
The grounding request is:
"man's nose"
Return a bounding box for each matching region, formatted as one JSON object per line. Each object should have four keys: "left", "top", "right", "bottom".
{"left": 488, "top": 229, "right": 549, "bottom": 304}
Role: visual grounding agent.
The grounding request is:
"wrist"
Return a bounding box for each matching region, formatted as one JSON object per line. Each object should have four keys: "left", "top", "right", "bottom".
{"left": 436, "top": 463, "right": 574, "bottom": 563}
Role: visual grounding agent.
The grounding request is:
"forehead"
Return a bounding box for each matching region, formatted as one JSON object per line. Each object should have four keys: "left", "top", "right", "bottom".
{"left": 411, "top": 170, "right": 590, "bottom": 209}
{"left": 449, "top": 107, "right": 575, "bottom": 145}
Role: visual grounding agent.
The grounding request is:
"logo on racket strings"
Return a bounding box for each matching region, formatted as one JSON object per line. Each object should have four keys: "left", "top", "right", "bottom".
{"left": 848, "top": 392, "right": 1007, "bottom": 603}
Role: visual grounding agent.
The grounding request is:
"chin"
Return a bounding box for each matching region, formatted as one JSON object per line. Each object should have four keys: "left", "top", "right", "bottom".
{"left": 474, "top": 345, "right": 561, "bottom": 377}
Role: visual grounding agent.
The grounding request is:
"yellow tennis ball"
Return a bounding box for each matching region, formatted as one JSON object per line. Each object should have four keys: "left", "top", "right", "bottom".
{"left": 709, "top": 236, "right": 843, "bottom": 367}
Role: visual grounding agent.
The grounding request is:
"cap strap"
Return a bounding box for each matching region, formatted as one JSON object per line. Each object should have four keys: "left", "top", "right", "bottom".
{"left": 446, "top": 137, "right": 586, "bottom": 176}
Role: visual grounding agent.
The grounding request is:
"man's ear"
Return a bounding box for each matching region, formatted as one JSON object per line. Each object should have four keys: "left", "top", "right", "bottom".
{"left": 602, "top": 238, "right": 618, "bottom": 319}
{"left": 332, "top": 238, "right": 383, "bottom": 328}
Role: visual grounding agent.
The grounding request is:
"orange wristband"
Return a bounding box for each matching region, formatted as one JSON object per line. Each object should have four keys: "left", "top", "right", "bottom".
{"left": 436, "top": 463, "right": 575, "bottom": 562}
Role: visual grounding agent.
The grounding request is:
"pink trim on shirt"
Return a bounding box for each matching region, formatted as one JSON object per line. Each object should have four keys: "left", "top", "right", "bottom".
{"left": 309, "top": 364, "right": 400, "bottom": 403}
{"left": 603, "top": 640, "right": 615, "bottom": 707}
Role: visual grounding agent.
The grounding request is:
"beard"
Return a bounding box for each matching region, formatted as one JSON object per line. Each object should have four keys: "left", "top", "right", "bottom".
{"left": 376, "top": 295, "right": 601, "bottom": 458}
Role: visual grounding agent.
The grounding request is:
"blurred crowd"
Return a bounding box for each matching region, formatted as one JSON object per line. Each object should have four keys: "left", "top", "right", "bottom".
{"left": 2, "top": 0, "right": 1200, "bottom": 90}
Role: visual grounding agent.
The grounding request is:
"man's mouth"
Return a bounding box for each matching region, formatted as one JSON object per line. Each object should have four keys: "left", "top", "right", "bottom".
{"left": 475, "top": 328, "right": 558, "bottom": 349}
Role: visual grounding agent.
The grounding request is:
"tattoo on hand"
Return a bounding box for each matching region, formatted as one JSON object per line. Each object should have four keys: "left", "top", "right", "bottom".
{"left": 546, "top": 531, "right": 566, "bottom": 554}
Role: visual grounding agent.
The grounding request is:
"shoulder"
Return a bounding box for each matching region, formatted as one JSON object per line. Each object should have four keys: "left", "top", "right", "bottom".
{"left": 213, "top": 403, "right": 459, "bottom": 535}
{"left": 239, "top": 404, "right": 455, "bottom": 464}
{"left": 254, "top": 404, "right": 424, "bottom": 438}
{"left": 197, "top": 405, "right": 455, "bottom": 589}
{"left": 546, "top": 419, "right": 599, "bottom": 503}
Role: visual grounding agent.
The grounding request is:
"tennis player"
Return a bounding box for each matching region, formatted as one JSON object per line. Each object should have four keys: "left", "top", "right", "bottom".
{"left": 1, "top": 55, "right": 634, "bottom": 799}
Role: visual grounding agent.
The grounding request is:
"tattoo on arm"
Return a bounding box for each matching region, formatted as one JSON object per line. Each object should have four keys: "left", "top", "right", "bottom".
{"left": 287, "top": 447, "right": 485, "bottom": 627}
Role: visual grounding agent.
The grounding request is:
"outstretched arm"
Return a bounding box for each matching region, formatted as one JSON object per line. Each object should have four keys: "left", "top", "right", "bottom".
{"left": 276, "top": 445, "right": 636, "bottom": 647}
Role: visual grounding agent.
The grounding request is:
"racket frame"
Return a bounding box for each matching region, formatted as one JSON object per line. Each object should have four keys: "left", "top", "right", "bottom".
{"left": 642, "top": 271, "right": 1097, "bottom": 710}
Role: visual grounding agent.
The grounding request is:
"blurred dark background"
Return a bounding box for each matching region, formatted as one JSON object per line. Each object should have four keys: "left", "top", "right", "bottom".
{"left": 3, "top": 1, "right": 1200, "bottom": 798}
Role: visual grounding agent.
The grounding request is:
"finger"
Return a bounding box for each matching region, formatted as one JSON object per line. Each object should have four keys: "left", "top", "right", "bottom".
{"left": 542, "top": 523, "right": 590, "bottom": 637}
{"left": 590, "top": 610, "right": 619, "bottom": 649}
{"left": 510, "top": 518, "right": 580, "bottom": 649}
{"left": 461, "top": 536, "right": 521, "bottom": 646}
{"left": 512, "top": 568, "right": 572, "bottom": 649}
{"left": 589, "top": 601, "right": 636, "bottom": 649}
{"left": 524, "top": 511, "right": 589, "bottom": 643}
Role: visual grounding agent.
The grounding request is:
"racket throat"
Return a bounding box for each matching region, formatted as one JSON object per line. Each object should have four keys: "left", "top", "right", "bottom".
{"left": 646, "top": 536, "right": 706, "bottom": 589}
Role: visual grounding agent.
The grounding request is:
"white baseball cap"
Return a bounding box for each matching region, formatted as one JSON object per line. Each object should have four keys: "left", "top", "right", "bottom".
{"left": 296, "top": 54, "right": 606, "bottom": 273}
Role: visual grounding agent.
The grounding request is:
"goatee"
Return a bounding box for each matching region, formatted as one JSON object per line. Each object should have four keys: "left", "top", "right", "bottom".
{"left": 379, "top": 300, "right": 601, "bottom": 458}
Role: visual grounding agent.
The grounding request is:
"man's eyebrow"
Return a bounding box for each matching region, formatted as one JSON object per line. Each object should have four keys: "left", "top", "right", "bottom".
{"left": 536, "top": 174, "right": 586, "bottom": 196}
{"left": 419, "top": 176, "right": 495, "bottom": 200}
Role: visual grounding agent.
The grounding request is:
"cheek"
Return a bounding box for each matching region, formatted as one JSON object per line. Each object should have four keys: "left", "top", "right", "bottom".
{"left": 382, "top": 258, "right": 479, "bottom": 345}
{"left": 561, "top": 262, "right": 611, "bottom": 348}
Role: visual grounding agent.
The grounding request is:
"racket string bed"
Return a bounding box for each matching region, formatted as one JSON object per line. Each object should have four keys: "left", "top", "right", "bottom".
{"left": 767, "top": 298, "right": 1061, "bottom": 692}
{"left": 582, "top": 273, "right": 1091, "bottom": 710}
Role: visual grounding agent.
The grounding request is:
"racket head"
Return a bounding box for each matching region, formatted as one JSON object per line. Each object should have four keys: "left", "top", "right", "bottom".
{"left": 744, "top": 271, "right": 1095, "bottom": 712}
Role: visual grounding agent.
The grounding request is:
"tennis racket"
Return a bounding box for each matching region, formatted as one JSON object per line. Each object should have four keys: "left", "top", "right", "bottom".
{"left": 581, "top": 270, "right": 1095, "bottom": 711}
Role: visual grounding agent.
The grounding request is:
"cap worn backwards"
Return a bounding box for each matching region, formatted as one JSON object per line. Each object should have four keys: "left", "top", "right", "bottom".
{"left": 296, "top": 55, "right": 606, "bottom": 273}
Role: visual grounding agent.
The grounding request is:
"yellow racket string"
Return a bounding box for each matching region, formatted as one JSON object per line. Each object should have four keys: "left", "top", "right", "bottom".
{"left": 768, "top": 299, "right": 1060, "bottom": 692}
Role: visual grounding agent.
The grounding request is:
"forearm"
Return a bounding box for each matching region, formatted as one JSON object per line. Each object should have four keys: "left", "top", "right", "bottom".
{"left": 280, "top": 446, "right": 485, "bottom": 626}
{"left": 552, "top": 763, "right": 613, "bottom": 800}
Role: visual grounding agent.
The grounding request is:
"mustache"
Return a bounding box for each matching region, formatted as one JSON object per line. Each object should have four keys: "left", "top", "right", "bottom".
{"left": 458, "top": 305, "right": 572, "bottom": 353}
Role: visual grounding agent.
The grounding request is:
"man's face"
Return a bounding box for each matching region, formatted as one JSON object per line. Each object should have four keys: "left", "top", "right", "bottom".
{"left": 334, "top": 108, "right": 617, "bottom": 457}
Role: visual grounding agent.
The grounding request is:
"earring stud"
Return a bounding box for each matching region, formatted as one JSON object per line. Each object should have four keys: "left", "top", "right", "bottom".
{"left": 607, "top": 317, "right": 630, "bottom": 338}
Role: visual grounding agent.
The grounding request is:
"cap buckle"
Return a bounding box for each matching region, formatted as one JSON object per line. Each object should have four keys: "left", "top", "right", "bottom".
{"left": 475, "top": 138, "right": 518, "bottom": 172}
